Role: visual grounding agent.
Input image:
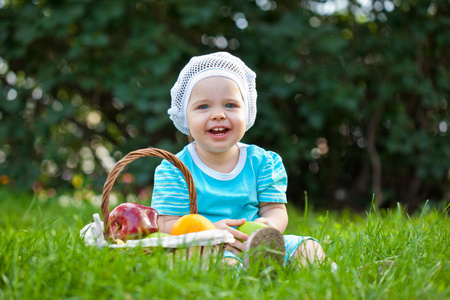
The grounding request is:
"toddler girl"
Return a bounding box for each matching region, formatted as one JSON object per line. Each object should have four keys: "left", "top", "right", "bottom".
{"left": 151, "top": 52, "right": 329, "bottom": 267}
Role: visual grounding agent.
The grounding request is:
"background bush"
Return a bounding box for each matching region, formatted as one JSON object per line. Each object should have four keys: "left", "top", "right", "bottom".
{"left": 0, "top": 0, "right": 448, "bottom": 211}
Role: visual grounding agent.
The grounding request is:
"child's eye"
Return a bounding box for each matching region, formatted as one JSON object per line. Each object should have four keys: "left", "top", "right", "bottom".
{"left": 225, "top": 103, "right": 235, "bottom": 108}
{"left": 198, "top": 104, "right": 209, "bottom": 110}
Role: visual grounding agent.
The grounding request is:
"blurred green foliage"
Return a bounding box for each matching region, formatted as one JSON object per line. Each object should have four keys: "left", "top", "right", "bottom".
{"left": 0, "top": 0, "right": 448, "bottom": 211}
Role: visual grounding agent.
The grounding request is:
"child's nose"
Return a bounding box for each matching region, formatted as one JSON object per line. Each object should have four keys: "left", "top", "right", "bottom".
{"left": 211, "top": 109, "right": 226, "bottom": 120}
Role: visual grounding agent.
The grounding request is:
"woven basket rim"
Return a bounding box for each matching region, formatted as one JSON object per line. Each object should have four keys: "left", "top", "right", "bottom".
{"left": 100, "top": 148, "right": 197, "bottom": 240}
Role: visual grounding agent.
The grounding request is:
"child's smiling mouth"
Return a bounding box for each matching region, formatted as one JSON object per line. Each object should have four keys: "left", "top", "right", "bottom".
{"left": 209, "top": 127, "right": 229, "bottom": 136}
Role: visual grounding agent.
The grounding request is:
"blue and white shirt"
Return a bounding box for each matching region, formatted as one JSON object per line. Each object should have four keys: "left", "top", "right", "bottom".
{"left": 151, "top": 142, "right": 287, "bottom": 223}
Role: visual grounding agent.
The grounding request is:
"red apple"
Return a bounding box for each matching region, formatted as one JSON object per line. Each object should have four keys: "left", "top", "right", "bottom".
{"left": 109, "top": 203, "right": 159, "bottom": 240}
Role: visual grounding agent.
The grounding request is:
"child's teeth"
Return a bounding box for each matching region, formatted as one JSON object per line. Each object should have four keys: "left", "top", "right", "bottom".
{"left": 211, "top": 128, "right": 226, "bottom": 134}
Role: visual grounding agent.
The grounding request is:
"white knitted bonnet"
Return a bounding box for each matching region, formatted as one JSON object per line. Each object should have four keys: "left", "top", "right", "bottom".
{"left": 168, "top": 52, "right": 257, "bottom": 135}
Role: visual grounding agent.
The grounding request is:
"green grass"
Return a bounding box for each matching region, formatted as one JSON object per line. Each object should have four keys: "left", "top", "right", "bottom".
{"left": 0, "top": 188, "right": 449, "bottom": 299}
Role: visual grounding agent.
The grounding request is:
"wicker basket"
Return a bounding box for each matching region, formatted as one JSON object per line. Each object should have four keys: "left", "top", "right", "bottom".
{"left": 98, "top": 148, "right": 232, "bottom": 259}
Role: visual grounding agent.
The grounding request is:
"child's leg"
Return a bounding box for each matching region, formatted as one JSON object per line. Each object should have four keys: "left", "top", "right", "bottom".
{"left": 222, "top": 249, "right": 244, "bottom": 267}
{"left": 224, "top": 233, "right": 331, "bottom": 269}
{"left": 293, "top": 239, "right": 327, "bottom": 266}
{"left": 284, "top": 235, "right": 328, "bottom": 266}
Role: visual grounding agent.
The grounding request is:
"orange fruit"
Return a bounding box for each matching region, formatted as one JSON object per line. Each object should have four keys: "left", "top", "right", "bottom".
{"left": 170, "top": 214, "right": 216, "bottom": 235}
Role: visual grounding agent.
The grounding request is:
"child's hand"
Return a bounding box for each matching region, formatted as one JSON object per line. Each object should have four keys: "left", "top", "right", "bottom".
{"left": 253, "top": 217, "right": 279, "bottom": 230}
{"left": 214, "top": 218, "right": 248, "bottom": 254}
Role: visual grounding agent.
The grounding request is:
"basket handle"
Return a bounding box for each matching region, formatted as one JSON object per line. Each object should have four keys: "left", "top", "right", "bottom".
{"left": 101, "top": 148, "right": 197, "bottom": 239}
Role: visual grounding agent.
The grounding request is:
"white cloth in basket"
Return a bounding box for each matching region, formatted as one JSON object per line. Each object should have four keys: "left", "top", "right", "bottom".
{"left": 79, "top": 213, "right": 109, "bottom": 248}
{"left": 80, "top": 213, "right": 235, "bottom": 249}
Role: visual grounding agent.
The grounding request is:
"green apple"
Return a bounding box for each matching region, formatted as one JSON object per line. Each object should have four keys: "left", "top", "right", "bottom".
{"left": 146, "top": 232, "right": 171, "bottom": 238}
{"left": 236, "top": 221, "right": 268, "bottom": 242}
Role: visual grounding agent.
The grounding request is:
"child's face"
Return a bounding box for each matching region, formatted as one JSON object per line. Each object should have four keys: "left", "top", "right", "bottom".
{"left": 186, "top": 76, "right": 246, "bottom": 154}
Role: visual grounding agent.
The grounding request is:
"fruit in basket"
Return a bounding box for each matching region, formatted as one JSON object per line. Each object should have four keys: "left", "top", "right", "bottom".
{"left": 146, "top": 232, "right": 171, "bottom": 238}
{"left": 170, "top": 214, "right": 215, "bottom": 235}
{"left": 109, "top": 203, "right": 159, "bottom": 240}
{"left": 236, "top": 221, "right": 268, "bottom": 242}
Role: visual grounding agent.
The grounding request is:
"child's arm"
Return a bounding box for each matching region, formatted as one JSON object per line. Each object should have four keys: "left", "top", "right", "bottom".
{"left": 255, "top": 202, "right": 288, "bottom": 233}
{"left": 158, "top": 215, "right": 181, "bottom": 234}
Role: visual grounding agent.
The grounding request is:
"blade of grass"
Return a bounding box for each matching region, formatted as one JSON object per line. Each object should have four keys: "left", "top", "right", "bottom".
{"left": 23, "top": 192, "right": 38, "bottom": 219}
